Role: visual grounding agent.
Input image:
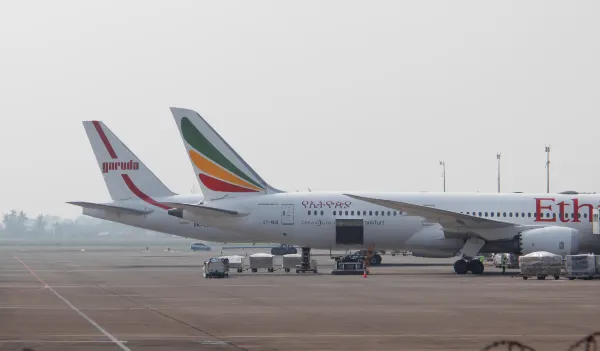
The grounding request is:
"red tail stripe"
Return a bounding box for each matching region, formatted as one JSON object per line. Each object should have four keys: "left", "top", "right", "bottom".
{"left": 121, "top": 174, "right": 171, "bottom": 210}
{"left": 92, "top": 121, "right": 118, "bottom": 159}
{"left": 199, "top": 173, "right": 259, "bottom": 193}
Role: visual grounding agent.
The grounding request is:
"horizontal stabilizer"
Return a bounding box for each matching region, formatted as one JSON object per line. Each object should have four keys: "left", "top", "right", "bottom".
{"left": 162, "top": 202, "right": 242, "bottom": 217}
{"left": 67, "top": 201, "right": 152, "bottom": 216}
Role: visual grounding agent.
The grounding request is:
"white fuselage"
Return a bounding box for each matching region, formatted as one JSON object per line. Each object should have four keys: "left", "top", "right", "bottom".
{"left": 84, "top": 191, "right": 600, "bottom": 256}
{"left": 177, "top": 192, "right": 600, "bottom": 254}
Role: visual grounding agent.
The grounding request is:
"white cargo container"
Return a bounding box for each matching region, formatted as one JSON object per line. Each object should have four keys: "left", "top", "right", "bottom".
{"left": 282, "top": 253, "right": 302, "bottom": 273}
{"left": 565, "top": 254, "right": 596, "bottom": 279}
{"left": 518, "top": 251, "right": 562, "bottom": 280}
{"left": 249, "top": 253, "right": 274, "bottom": 272}
{"left": 493, "top": 253, "right": 519, "bottom": 268}
{"left": 219, "top": 255, "right": 245, "bottom": 273}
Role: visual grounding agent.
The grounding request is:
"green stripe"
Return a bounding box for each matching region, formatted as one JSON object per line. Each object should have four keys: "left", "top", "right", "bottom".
{"left": 181, "top": 117, "right": 263, "bottom": 189}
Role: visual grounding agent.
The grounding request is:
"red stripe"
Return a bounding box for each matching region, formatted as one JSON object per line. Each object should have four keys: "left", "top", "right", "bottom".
{"left": 199, "top": 173, "right": 260, "bottom": 193}
{"left": 121, "top": 174, "right": 171, "bottom": 210}
{"left": 92, "top": 121, "right": 118, "bottom": 159}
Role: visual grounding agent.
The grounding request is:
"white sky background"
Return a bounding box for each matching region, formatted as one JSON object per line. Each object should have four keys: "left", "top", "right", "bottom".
{"left": 0, "top": 1, "right": 598, "bottom": 218}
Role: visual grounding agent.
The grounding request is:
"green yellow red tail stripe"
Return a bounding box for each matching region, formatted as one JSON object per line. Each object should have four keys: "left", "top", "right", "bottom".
{"left": 181, "top": 117, "right": 265, "bottom": 193}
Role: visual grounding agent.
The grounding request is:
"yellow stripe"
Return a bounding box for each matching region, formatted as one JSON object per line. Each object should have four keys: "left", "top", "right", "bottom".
{"left": 189, "top": 150, "right": 264, "bottom": 192}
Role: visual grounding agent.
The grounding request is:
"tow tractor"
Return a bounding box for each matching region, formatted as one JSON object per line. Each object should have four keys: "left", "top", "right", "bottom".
{"left": 203, "top": 257, "right": 229, "bottom": 278}
{"left": 331, "top": 253, "right": 368, "bottom": 275}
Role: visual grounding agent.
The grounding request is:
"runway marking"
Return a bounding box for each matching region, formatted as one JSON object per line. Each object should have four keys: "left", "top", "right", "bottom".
{"left": 14, "top": 256, "right": 131, "bottom": 351}
{"left": 0, "top": 340, "right": 128, "bottom": 344}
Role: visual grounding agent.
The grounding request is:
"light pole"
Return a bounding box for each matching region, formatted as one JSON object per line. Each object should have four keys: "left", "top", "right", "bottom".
{"left": 545, "top": 145, "right": 550, "bottom": 193}
{"left": 440, "top": 161, "right": 446, "bottom": 192}
{"left": 497, "top": 153, "right": 501, "bottom": 193}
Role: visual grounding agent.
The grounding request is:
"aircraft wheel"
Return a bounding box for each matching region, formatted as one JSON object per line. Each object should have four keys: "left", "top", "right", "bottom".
{"left": 554, "top": 275, "right": 560, "bottom": 280}
{"left": 468, "top": 259, "right": 484, "bottom": 274}
{"left": 454, "top": 259, "right": 468, "bottom": 274}
{"left": 370, "top": 255, "right": 382, "bottom": 265}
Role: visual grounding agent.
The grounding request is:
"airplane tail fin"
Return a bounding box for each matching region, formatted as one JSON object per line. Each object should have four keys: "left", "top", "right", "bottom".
{"left": 82, "top": 121, "right": 175, "bottom": 202}
{"left": 169, "top": 107, "right": 283, "bottom": 201}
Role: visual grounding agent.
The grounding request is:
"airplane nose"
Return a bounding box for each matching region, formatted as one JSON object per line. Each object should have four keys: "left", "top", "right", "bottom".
{"left": 168, "top": 208, "right": 183, "bottom": 219}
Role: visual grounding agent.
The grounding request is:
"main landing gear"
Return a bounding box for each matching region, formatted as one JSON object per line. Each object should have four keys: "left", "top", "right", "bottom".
{"left": 454, "top": 237, "right": 486, "bottom": 275}
{"left": 453, "top": 258, "right": 484, "bottom": 275}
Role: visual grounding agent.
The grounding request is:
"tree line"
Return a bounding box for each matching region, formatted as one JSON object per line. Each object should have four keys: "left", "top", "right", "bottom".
{"left": 1, "top": 209, "right": 157, "bottom": 239}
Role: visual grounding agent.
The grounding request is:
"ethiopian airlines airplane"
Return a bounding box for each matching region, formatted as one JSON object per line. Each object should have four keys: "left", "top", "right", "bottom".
{"left": 163, "top": 107, "right": 600, "bottom": 274}
{"left": 68, "top": 120, "right": 274, "bottom": 245}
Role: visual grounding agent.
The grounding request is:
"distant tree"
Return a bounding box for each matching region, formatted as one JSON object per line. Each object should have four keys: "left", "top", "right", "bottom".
{"left": 2, "top": 209, "right": 19, "bottom": 235}
{"left": 34, "top": 214, "right": 45, "bottom": 235}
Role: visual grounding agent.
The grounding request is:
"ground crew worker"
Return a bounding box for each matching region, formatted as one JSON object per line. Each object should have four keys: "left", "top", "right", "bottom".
{"left": 480, "top": 256, "right": 484, "bottom": 263}
{"left": 501, "top": 254, "right": 507, "bottom": 274}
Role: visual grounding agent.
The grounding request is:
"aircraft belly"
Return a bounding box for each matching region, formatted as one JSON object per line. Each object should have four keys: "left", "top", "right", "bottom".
{"left": 363, "top": 218, "right": 422, "bottom": 248}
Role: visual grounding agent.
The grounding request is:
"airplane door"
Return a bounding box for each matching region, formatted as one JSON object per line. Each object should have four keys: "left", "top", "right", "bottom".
{"left": 593, "top": 207, "right": 600, "bottom": 235}
{"left": 281, "top": 204, "right": 294, "bottom": 225}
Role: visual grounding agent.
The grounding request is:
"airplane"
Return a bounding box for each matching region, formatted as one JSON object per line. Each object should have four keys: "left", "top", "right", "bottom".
{"left": 68, "top": 120, "right": 275, "bottom": 245}
{"left": 164, "top": 107, "right": 600, "bottom": 274}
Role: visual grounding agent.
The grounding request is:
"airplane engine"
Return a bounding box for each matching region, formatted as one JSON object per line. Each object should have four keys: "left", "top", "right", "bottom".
{"left": 519, "top": 226, "right": 580, "bottom": 255}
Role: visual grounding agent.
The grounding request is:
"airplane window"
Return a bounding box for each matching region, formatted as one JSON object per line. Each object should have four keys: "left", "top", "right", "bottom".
{"left": 503, "top": 212, "right": 506, "bottom": 217}
{"left": 333, "top": 211, "right": 336, "bottom": 216}
{"left": 578, "top": 213, "right": 582, "bottom": 218}
{"left": 363, "top": 211, "right": 366, "bottom": 215}
{"left": 546, "top": 213, "right": 550, "bottom": 218}
{"left": 485, "top": 212, "right": 488, "bottom": 217}
{"left": 308, "top": 211, "right": 311, "bottom": 215}
{"left": 320, "top": 211, "right": 324, "bottom": 216}
{"left": 393, "top": 211, "right": 397, "bottom": 216}
{"left": 387, "top": 211, "right": 391, "bottom": 216}
{"left": 479, "top": 212, "right": 482, "bottom": 216}
{"left": 509, "top": 212, "right": 512, "bottom": 217}
{"left": 585, "top": 213, "right": 588, "bottom": 218}
{"left": 345, "top": 211, "right": 348, "bottom": 216}
{"left": 490, "top": 212, "right": 494, "bottom": 217}
{"left": 369, "top": 211, "right": 372, "bottom": 216}
{"left": 375, "top": 211, "right": 379, "bottom": 216}
{"left": 497, "top": 212, "right": 500, "bottom": 217}
{"left": 351, "top": 211, "right": 354, "bottom": 216}
{"left": 314, "top": 210, "right": 317, "bottom": 215}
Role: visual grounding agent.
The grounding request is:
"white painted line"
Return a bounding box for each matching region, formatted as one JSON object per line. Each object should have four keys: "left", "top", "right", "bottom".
{"left": 0, "top": 340, "right": 128, "bottom": 344}
{"left": 14, "top": 256, "right": 131, "bottom": 351}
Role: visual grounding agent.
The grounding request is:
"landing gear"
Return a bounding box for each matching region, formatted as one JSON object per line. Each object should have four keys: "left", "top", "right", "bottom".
{"left": 454, "top": 237, "right": 486, "bottom": 275}
{"left": 454, "top": 259, "right": 468, "bottom": 274}
{"left": 468, "top": 259, "right": 484, "bottom": 274}
{"left": 370, "top": 254, "right": 382, "bottom": 265}
{"left": 453, "top": 259, "right": 485, "bottom": 274}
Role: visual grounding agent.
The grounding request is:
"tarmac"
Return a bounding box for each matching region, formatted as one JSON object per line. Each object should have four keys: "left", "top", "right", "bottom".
{"left": 1, "top": 244, "right": 600, "bottom": 351}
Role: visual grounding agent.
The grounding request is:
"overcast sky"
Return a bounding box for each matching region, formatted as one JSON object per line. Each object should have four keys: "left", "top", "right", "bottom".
{"left": 1, "top": 1, "right": 598, "bottom": 218}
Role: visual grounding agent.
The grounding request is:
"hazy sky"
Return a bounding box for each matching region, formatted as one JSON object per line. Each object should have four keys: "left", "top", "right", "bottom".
{"left": 1, "top": 1, "right": 599, "bottom": 218}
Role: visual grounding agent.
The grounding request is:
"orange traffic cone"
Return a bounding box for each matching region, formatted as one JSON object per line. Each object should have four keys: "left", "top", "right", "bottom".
{"left": 363, "top": 270, "right": 367, "bottom": 278}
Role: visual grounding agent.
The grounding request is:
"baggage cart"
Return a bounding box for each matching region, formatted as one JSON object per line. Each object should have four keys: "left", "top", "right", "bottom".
{"left": 203, "top": 258, "right": 228, "bottom": 278}
{"left": 518, "top": 251, "right": 562, "bottom": 280}
{"left": 249, "top": 253, "right": 274, "bottom": 272}
{"left": 565, "top": 254, "right": 597, "bottom": 280}
{"left": 282, "top": 253, "right": 302, "bottom": 273}
{"left": 220, "top": 255, "right": 245, "bottom": 273}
